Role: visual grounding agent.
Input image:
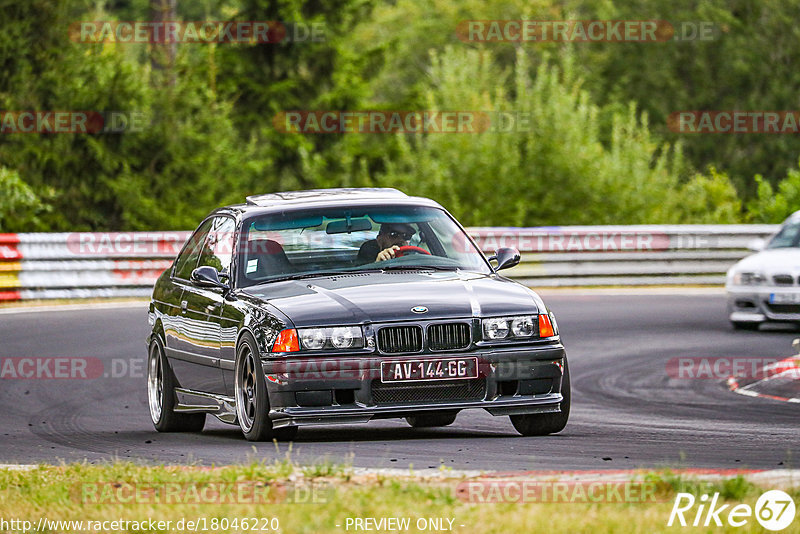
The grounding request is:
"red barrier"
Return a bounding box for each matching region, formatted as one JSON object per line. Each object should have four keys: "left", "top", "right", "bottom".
{"left": 0, "top": 234, "right": 21, "bottom": 261}
{"left": 0, "top": 291, "right": 22, "bottom": 301}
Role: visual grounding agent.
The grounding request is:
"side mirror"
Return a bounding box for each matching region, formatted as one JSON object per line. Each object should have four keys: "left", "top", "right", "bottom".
{"left": 747, "top": 238, "right": 765, "bottom": 252}
{"left": 191, "top": 266, "right": 230, "bottom": 290}
{"left": 488, "top": 247, "right": 521, "bottom": 271}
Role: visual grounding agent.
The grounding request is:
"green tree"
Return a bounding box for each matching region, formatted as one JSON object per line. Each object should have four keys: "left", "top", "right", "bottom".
{"left": 330, "top": 47, "right": 742, "bottom": 226}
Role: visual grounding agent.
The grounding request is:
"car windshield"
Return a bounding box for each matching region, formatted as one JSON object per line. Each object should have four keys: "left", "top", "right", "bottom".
{"left": 236, "top": 205, "right": 491, "bottom": 287}
{"left": 767, "top": 220, "right": 800, "bottom": 249}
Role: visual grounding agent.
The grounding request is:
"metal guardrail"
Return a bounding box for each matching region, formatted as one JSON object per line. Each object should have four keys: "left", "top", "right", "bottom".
{"left": 467, "top": 225, "right": 778, "bottom": 287}
{"left": 0, "top": 225, "right": 779, "bottom": 301}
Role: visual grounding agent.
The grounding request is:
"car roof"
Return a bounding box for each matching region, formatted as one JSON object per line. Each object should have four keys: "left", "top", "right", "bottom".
{"left": 216, "top": 188, "right": 444, "bottom": 219}
{"left": 245, "top": 187, "right": 407, "bottom": 206}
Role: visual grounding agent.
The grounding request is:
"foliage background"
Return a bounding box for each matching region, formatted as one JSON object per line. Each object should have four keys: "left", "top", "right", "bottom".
{"left": 0, "top": 0, "right": 798, "bottom": 231}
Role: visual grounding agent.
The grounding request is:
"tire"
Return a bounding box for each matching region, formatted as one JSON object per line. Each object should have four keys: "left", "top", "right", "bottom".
{"left": 235, "top": 332, "right": 298, "bottom": 442}
{"left": 406, "top": 412, "right": 458, "bottom": 428}
{"left": 510, "top": 359, "right": 571, "bottom": 436}
{"left": 147, "top": 337, "right": 206, "bottom": 432}
{"left": 732, "top": 321, "right": 760, "bottom": 331}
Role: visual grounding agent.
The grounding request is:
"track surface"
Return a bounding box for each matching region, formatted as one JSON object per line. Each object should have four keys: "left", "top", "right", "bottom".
{"left": 0, "top": 294, "right": 797, "bottom": 470}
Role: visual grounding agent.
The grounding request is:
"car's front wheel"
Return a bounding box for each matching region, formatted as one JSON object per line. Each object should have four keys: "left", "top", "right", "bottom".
{"left": 147, "top": 337, "right": 205, "bottom": 432}
{"left": 510, "top": 359, "right": 570, "bottom": 436}
{"left": 406, "top": 412, "right": 458, "bottom": 428}
{"left": 235, "top": 333, "right": 298, "bottom": 442}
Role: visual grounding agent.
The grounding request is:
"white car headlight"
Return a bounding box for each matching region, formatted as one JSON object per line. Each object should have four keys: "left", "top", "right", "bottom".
{"left": 732, "top": 271, "right": 766, "bottom": 286}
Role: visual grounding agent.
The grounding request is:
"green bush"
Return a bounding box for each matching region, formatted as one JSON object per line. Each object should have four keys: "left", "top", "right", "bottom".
{"left": 0, "top": 166, "right": 46, "bottom": 231}
{"left": 746, "top": 167, "right": 800, "bottom": 223}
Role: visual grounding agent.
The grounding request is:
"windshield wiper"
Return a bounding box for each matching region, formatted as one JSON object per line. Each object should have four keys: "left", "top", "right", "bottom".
{"left": 266, "top": 269, "right": 381, "bottom": 283}
{"left": 381, "top": 265, "right": 458, "bottom": 271}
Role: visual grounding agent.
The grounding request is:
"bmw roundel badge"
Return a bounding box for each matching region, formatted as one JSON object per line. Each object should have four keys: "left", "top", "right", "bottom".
{"left": 411, "top": 306, "right": 428, "bottom": 314}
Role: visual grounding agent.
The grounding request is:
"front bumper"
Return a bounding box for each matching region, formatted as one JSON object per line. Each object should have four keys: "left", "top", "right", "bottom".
{"left": 727, "top": 286, "right": 800, "bottom": 323}
{"left": 260, "top": 343, "right": 566, "bottom": 427}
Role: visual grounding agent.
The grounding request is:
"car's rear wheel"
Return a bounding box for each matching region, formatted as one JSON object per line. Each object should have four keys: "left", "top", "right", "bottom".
{"left": 732, "top": 321, "right": 761, "bottom": 331}
{"left": 510, "top": 359, "right": 570, "bottom": 436}
{"left": 147, "top": 337, "right": 205, "bottom": 432}
{"left": 235, "top": 333, "right": 298, "bottom": 442}
{"left": 405, "top": 412, "right": 458, "bottom": 428}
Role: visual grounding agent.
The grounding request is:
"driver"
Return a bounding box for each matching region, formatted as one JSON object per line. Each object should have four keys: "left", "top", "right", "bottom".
{"left": 357, "top": 222, "right": 416, "bottom": 263}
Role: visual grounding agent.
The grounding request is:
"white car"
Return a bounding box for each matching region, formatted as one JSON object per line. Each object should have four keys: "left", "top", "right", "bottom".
{"left": 726, "top": 211, "right": 800, "bottom": 330}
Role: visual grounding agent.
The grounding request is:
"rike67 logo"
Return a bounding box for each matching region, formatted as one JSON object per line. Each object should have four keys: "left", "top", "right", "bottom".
{"left": 669, "top": 490, "right": 796, "bottom": 531}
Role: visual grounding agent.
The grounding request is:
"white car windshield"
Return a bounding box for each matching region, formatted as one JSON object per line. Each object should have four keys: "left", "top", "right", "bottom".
{"left": 767, "top": 220, "right": 800, "bottom": 249}
{"left": 237, "top": 205, "right": 491, "bottom": 287}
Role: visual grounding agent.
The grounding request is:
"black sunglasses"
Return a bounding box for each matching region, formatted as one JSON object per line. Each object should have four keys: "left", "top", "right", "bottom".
{"left": 384, "top": 230, "right": 414, "bottom": 240}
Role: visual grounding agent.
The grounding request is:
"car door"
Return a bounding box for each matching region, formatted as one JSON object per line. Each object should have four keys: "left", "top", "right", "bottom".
{"left": 179, "top": 216, "right": 237, "bottom": 395}
{"left": 167, "top": 217, "right": 226, "bottom": 394}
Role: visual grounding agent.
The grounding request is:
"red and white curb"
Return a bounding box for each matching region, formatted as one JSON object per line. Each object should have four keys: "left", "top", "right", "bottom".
{"left": 728, "top": 355, "right": 800, "bottom": 403}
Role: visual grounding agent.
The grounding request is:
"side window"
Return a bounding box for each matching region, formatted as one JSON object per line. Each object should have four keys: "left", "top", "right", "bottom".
{"left": 197, "top": 217, "right": 236, "bottom": 275}
{"left": 173, "top": 219, "right": 214, "bottom": 280}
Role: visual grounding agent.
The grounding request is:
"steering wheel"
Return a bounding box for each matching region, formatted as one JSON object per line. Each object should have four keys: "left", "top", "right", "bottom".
{"left": 394, "top": 245, "right": 431, "bottom": 258}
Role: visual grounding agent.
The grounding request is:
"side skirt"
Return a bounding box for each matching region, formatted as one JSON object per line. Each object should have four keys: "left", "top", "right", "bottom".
{"left": 174, "top": 388, "right": 238, "bottom": 425}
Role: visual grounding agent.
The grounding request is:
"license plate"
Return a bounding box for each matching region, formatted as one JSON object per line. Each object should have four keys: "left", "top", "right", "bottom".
{"left": 381, "top": 357, "right": 478, "bottom": 383}
{"left": 769, "top": 293, "right": 800, "bottom": 304}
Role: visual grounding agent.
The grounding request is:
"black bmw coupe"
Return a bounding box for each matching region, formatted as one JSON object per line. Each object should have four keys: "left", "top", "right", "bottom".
{"left": 147, "top": 188, "right": 569, "bottom": 441}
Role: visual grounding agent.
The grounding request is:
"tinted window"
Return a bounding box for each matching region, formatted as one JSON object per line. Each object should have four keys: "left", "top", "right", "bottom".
{"left": 174, "top": 218, "right": 214, "bottom": 280}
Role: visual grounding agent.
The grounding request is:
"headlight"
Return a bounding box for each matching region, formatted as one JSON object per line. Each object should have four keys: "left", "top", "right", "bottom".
{"left": 483, "top": 318, "right": 511, "bottom": 339}
{"left": 483, "top": 315, "right": 538, "bottom": 340}
{"left": 330, "top": 326, "right": 359, "bottom": 348}
{"left": 297, "top": 326, "right": 365, "bottom": 350}
{"left": 299, "top": 329, "right": 326, "bottom": 350}
{"left": 732, "top": 272, "right": 766, "bottom": 286}
{"left": 510, "top": 316, "right": 535, "bottom": 337}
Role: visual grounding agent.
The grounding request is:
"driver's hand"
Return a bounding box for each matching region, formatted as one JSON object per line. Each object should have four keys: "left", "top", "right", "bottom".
{"left": 376, "top": 245, "right": 400, "bottom": 262}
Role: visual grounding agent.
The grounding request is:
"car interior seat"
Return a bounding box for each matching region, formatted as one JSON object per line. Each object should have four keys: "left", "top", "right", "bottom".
{"left": 246, "top": 239, "right": 295, "bottom": 279}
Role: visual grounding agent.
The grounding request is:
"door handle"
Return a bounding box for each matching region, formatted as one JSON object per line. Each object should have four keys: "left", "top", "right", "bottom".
{"left": 180, "top": 300, "right": 188, "bottom": 313}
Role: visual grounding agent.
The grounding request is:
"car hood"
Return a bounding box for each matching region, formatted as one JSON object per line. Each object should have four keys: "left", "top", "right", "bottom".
{"left": 730, "top": 248, "right": 800, "bottom": 276}
{"left": 241, "top": 271, "right": 542, "bottom": 326}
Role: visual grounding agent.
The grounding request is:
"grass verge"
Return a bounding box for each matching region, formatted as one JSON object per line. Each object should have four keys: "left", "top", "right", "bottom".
{"left": 0, "top": 461, "right": 797, "bottom": 533}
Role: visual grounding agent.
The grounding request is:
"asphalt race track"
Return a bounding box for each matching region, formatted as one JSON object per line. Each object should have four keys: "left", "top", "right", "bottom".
{"left": 1, "top": 292, "right": 797, "bottom": 471}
